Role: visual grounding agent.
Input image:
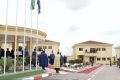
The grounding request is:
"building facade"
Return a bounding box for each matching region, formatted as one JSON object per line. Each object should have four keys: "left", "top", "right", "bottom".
{"left": 67, "top": 56, "right": 74, "bottom": 62}
{"left": 0, "top": 24, "right": 60, "bottom": 56}
{"left": 33, "top": 40, "right": 60, "bottom": 56}
{"left": 72, "top": 40, "right": 113, "bottom": 64}
{"left": 115, "top": 46, "right": 120, "bottom": 59}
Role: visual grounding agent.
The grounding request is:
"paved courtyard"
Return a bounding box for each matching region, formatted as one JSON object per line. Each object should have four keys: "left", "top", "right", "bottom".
{"left": 43, "top": 65, "right": 120, "bottom": 80}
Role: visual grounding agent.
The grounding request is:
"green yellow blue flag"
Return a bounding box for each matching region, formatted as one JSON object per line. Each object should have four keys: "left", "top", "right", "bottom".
{"left": 30, "top": 0, "right": 35, "bottom": 10}
{"left": 37, "top": 0, "right": 41, "bottom": 14}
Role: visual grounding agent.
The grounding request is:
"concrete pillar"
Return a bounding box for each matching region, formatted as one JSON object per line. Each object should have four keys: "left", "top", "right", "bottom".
{"left": 26, "top": 41, "right": 30, "bottom": 52}
{"left": 12, "top": 42, "right": 15, "bottom": 50}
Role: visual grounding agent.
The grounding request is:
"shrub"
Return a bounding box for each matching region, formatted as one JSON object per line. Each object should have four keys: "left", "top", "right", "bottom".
{"left": 69, "top": 60, "right": 75, "bottom": 64}
{"left": 75, "top": 64, "right": 82, "bottom": 68}
{"left": 75, "top": 59, "right": 80, "bottom": 64}
{"left": 69, "top": 59, "right": 83, "bottom": 65}
{"left": 74, "top": 59, "right": 83, "bottom": 64}
{"left": 0, "top": 57, "right": 13, "bottom": 72}
{"left": 25, "top": 56, "right": 37, "bottom": 66}
{"left": 25, "top": 56, "right": 30, "bottom": 66}
{"left": 16, "top": 57, "right": 23, "bottom": 67}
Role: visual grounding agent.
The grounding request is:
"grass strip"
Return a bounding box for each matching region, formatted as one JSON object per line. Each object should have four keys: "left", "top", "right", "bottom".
{"left": 0, "top": 70, "right": 44, "bottom": 80}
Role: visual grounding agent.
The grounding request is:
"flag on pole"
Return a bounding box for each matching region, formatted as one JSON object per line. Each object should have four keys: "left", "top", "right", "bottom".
{"left": 37, "top": 0, "right": 41, "bottom": 14}
{"left": 31, "top": 0, "right": 35, "bottom": 10}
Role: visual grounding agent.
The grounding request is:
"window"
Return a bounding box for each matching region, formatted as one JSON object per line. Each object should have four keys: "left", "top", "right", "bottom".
{"left": 102, "top": 48, "right": 106, "bottom": 51}
{"left": 102, "top": 57, "right": 106, "bottom": 61}
{"left": 35, "top": 46, "right": 42, "bottom": 51}
{"left": 107, "top": 57, "right": 111, "bottom": 60}
{"left": 48, "top": 46, "right": 52, "bottom": 49}
{"left": 43, "top": 46, "right": 47, "bottom": 49}
{"left": 85, "top": 49, "right": 88, "bottom": 53}
{"left": 79, "top": 48, "right": 83, "bottom": 51}
{"left": 97, "top": 58, "right": 101, "bottom": 61}
{"left": 97, "top": 48, "right": 101, "bottom": 51}
{"left": 90, "top": 48, "right": 96, "bottom": 53}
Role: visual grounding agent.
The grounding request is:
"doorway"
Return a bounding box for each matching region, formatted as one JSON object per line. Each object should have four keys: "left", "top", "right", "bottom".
{"left": 89, "top": 57, "right": 95, "bottom": 63}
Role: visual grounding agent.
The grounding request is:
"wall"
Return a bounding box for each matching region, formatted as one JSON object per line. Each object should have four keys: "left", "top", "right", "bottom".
{"left": 73, "top": 44, "right": 112, "bottom": 64}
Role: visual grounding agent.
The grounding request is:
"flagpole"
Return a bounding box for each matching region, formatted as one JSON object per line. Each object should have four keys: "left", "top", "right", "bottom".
{"left": 36, "top": 12, "right": 39, "bottom": 70}
{"left": 23, "top": 0, "right": 27, "bottom": 72}
{"left": 4, "top": 0, "right": 8, "bottom": 74}
{"left": 30, "top": 7, "right": 33, "bottom": 71}
{"left": 36, "top": 0, "right": 40, "bottom": 70}
{"left": 14, "top": 0, "right": 18, "bottom": 73}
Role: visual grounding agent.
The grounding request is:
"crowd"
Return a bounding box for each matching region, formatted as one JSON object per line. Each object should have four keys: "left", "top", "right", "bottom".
{"left": 0, "top": 46, "right": 29, "bottom": 59}
{"left": 0, "top": 46, "right": 67, "bottom": 73}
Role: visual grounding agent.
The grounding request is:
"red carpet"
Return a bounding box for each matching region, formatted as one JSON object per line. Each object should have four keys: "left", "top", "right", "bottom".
{"left": 48, "top": 65, "right": 102, "bottom": 73}
{"left": 78, "top": 65, "right": 102, "bottom": 74}
{"left": 47, "top": 65, "right": 54, "bottom": 69}
{"left": 47, "top": 65, "right": 75, "bottom": 72}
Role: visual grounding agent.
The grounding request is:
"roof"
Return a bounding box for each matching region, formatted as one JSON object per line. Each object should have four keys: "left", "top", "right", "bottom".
{"left": 0, "top": 24, "right": 47, "bottom": 37}
{"left": 44, "top": 40, "right": 59, "bottom": 43}
{"left": 73, "top": 40, "right": 112, "bottom": 47}
{"left": 78, "top": 40, "right": 111, "bottom": 44}
{"left": 41, "top": 39, "right": 60, "bottom": 45}
{"left": 115, "top": 46, "right": 120, "bottom": 49}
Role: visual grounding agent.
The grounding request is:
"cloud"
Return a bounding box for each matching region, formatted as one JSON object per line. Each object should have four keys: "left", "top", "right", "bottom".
{"left": 61, "top": 0, "right": 89, "bottom": 10}
{"left": 68, "top": 26, "right": 80, "bottom": 32}
{"left": 60, "top": 46, "right": 73, "bottom": 56}
{"left": 105, "top": 29, "right": 120, "bottom": 35}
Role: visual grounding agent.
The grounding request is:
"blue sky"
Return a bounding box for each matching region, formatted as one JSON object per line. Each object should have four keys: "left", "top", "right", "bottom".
{"left": 0, "top": 0, "right": 120, "bottom": 56}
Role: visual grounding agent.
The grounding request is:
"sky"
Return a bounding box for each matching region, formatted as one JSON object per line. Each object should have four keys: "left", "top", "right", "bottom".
{"left": 0, "top": 0, "right": 120, "bottom": 56}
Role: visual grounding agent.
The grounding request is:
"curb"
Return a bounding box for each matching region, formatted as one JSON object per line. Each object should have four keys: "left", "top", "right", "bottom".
{"left": 22, "top": 73, "right": 52, "bottom": 80}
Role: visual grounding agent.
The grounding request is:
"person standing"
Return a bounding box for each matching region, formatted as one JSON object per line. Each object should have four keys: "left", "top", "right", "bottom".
{"left": 39, "top": 50, "right": 48, "bottom": 70}
{"left": 0, "top": 46, "right": 2, "bottom": 59}
{"left": 0, "top": 48, "right": 4, "bottom": 57}
{"left": 90, "top": 59, "right": 94, "bottom": 66}
{"left": 24, "top": 48, "right": 29, "bottom": 58}
{"left": 6, "top": 48, "right": 10, "bottom": 57}
{"left": 54, "top": 51, "right": 61, "bottom": 73}
{"left": 32, "top": 49, "right": 37, "bottom": 67}
{"left": 49, "top": 50, "right": 55, "bottom": 65}
{"left": 10, "top": 49, "right": 14, "bottom": 58}
{"left": 60, "top": 52, "right": 64, "bottom": 67}
{"left": 63, "top": 56, "right": 67, "bottom": 65}
{"left": 110, "top": 59, "right": 112, "bottom": 66}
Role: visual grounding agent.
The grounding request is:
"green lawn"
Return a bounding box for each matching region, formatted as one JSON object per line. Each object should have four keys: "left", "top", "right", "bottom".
{"left": 0, "top": 70, "right": 44, "bottom": 80}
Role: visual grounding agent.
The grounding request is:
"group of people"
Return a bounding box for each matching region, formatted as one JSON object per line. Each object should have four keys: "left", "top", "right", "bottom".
{"left": 0, "top": 47, "right": 14, "bottom": 59}
{"left": 49, "top": 51, "right": 65, "bottom": 73}
{"left": 0, "top": 46, "right": 29, "bottom": 59}
{"left": 0, "top": 46, "right": 67, "bottom": 73}
{"left": 32, "top": 50, "right": 66, "bottom": 73}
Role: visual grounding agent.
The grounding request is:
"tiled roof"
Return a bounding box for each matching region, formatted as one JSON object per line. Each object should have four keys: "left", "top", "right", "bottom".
{"left": 44, "top": 39, "right": 59, "bottom": 43}
{"left": 115, "top": 46, "right": 120, "bottom": 49}
{"left": 77, "top": 40, "right": 112, "bottom": 45}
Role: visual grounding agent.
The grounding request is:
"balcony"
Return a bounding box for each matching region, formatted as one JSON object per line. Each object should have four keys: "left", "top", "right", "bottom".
{"left": 77, "top": 52, "right": 85, "bottom": 55}
{"left": 84, "top": 49, "right": 97, "bottom": 56}
{"left": 77, "top": 49, "right": 98, "bottom": 56}
{"left": 84, "top": 53, "right": 97, "bottom": 56}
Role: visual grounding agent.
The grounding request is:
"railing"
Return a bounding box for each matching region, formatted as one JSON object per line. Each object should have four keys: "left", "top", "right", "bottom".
{"left": 84, "top": 52, "right": 97, "bottom": 56}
